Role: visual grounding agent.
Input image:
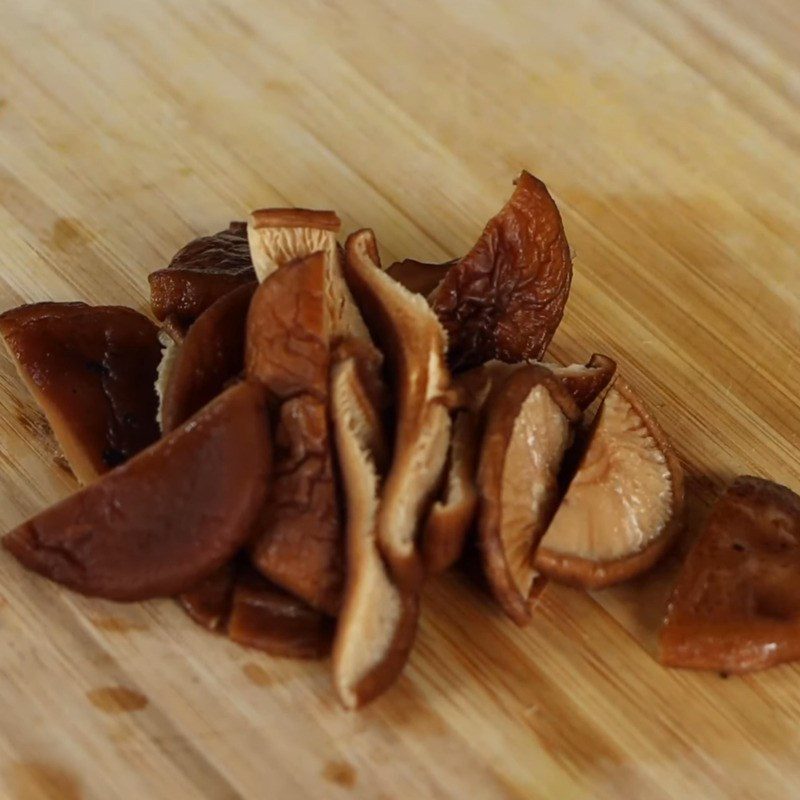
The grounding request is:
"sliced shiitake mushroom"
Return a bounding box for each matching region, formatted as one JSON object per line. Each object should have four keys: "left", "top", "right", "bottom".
{"left": 179, "top": 561, "right": 238, "bottom": 632}
{"left": 535, "top": 380, "right": 684, "bottom": 589}
{"left": 160, "top": 280, "right": 256, "bottom": 432}
{"left": 429, "top": 171, "right": 572, "bottom": 371}
{"left": 478, "top": 365, "right": 581, "bottom": 625}
{"left": 660, "top": 476, "right": 800, "bottom": 673}
{"left": 331, "top": 357, "right": 418, "bottom": 708}
{"left": 149, "top": 221, "right": 255, "bottom": 333}
{"left": 0, "top": 302, "right": 162, "bottom": 483}
{"left": 246, "top": 252, "right": 342, "bottom": 614}
{"left": 422, "top": 366, "right": 494, "bottom": 575}
{"left": 385, "top": 258, "right": 456, "bottom": 297}
{"left": 543, "top": 354, "right": 616, "bottom": 411}
{"left": 227, "top": 564, "right": 334, "bottom": 659}
{"left": 3, "top": 381, "right": 271, "bottom": 601}
{"left": 344, "top": 229, "right": 452, "bottom": 586}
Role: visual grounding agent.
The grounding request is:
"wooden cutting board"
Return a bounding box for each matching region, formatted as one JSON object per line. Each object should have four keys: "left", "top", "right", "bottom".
{"left": 0, "top": 1, "right": 798, "bottom": 797}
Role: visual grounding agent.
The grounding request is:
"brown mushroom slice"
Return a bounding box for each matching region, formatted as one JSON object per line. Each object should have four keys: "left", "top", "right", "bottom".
{"left": 149, "top": 221, "right": 255, "bottom": 332}
{"left": 535, "top": 381, "right": 684, "bottom": 589}
{"left": 430, "top": 171, "right": 572, "bottom": 371}
{"left": 179, "top": 561, "right": 238, "bottom": 632}
{"left": 247, "top": 208, "right": 372, "bottom": 347}
{"left": 422, "top": 367, "right": 495, "bottom": 574}
{"left": 660, "top": 476, "right": 800, "bottom": 673}
{"left": 478, "top": 366, "right": 581, "bottom": 625}
{"left": 160, "top": 280, "right": 256, "bottom": 433}
{"left": 385, "top": 258, "right": 456, "bottom": 296}
{"left": 344, "top": 229, "right": 452, "bottom": 585}
{"left": 3, "top": 381, "right": 271, "bottom": 601}
{"left": 245, "top": 252, "right": 343, "bottom": 614}
{"left": 543, "top": 354, "right": 617, "bottom": 411}
{"left": 0, "top": 302, "right": 162, "bottom": 484}
{"left": 331, "top": 358, "right": 418, "bottom": 708}
{"left": 227, "top": 564, "right": 334, "bottom": 659}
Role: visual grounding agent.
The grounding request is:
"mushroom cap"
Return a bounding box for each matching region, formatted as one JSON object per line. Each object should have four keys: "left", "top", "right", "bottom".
{"left": 535, "top": 380, "right": 684, "bottom": 589}
{"left": 660, "top": 476, "right": 800, "bottom": 673}
{"left": 478, "top": 365, "right": 581, "bottom": 625}
{"left": 3, "top": 381, "right": 271, "bottom": 601}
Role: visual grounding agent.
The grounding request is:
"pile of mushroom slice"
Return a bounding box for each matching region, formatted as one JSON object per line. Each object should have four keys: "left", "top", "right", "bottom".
{"left": 0, "top": 170, "right": 688, "bottom": 709}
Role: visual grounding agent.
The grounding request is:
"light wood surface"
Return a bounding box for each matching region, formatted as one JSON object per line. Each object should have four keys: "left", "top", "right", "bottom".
{"left": 0, "top": 1, "right": 798, "bottom": 797}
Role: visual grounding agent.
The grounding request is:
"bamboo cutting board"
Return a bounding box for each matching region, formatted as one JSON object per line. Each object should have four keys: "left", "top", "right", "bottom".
{"left": 0, "top": 0, "right": 799, "bottom": 797}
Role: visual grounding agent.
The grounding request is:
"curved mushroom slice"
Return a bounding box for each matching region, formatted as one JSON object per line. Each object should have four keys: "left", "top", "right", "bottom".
{"left": 179, "top": 560, "right": 238, "bottom": 632}
{"left": 246, "top": 253, "right": 342, "bottom": 614}
{"left": 0, "top": 302, "right": 162, "bottom": 484}
{"left": 160, "top": 280, "right": 256, "bottom": 433}
{"left": 149, "top": 221, "right": 255, "bottom": 333}
{"left": 535, "top": 381, "right": 684, "bottom": 589}
{"left": 227, "top": 564, "right": 334, "bottom": 659}
{"left": 344, "top": 229, "right": 452, "bottom": 586}
{"left": 430, "top": 171, "right": 572, "bottom": 371}
{"left": 247, "top": 208, "right": 372, "bottom": 347}
{"left": 385, "top": 258, "right": 456, "bottom": 297}
{"left": 331, "top": 358, "right": 418, "bottom": 708}
{"left": 660, "top": 476, "right": 800, "bottom": 673}
{"left": 3, "top": 381, "right": 271, "bottom": 601}
{"left": 422, "top": 367, "right": 494, "bottom": 574}
{"left": 478, "top": 366, "right": 581, "bottom": 625}
{"left": 543, "top": 354, "right": 616, "bottom": 411}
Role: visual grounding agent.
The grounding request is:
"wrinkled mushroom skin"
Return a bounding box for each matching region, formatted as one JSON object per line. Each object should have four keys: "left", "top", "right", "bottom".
{"left": 179, "top": 561, "right": 238, "bottom": 632}
{"left": 477, "top": 366, "right": 581, "bottom": 626}
{"left": 331, "top": 359, "right": 419, "bottom": 708}
{"left": 149, "top": 222, "right": 255, "bottom": 332}
{"left": 344, "top": 230, "right": 453, "bottom": 588}
{"left": 160, "top": 280, "right": 256, "bottom": 432}
{"left": 660, "top": 476, "right": 800, "bottom": 673}
{"left": 534, "top": 380, "right": 684, "bottom": 589}
{"left": 227, "top": 565, "right": 334, "bottom": 659}
{"left": 385, "top": 258, "right": 456, "bottom": 297}
{"left": 0, "top": 302, "right": 162, "bottom": 484}
{"left": 246, "top": 253, "right": 344, "bottom": 615}
{"left": 430, "top": 171, "right": 572, "bottom": 371}
{"left": 3, "top": 381, "right": 272, "bottom": 601}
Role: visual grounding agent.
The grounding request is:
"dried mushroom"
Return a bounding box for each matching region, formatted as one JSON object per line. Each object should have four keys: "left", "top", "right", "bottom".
{"left": 385, "top": 258, "right": 456, "bottom": 297}
{"left": 535, "top": 381, "right": 683, "bottom": 588}
{"left": 179, "top": 561, "right": 238, "bottom": 632}
{"left": 429, "top": 171, "right": 572, "bottom": 371}
{"left": 3, "top": 382, "right": 271, "bottom": 600}
{"left": 478, "top": 365, "right": 581, "bottom": 625}
{"left": 660, "top": 476, "right": 800, "bottom": 673}
{"left": 149, "top": 222, "right": 255, "bottom": 332}
{"left": 422, "top": 367, "right": 494, "bottom": 574}
{"left": 245, "top": 252, "right": 342, "bottom": 614}
{"left": 228, "top": 564, "right": 334, "bottom": 659}
{"left": 543, "top": 354, "right": 616, "bottom": 410}
{"left": 344, "top": 229, "right": 452, "bottom": 585}
{"left": 160, "top": 280, "right": 256, "bottom": 432}
{"left": 0, "top": 302, "right": 162, "bottom": 483}
{"left": 331, "top": 358, "right": 418, "bottom": 708}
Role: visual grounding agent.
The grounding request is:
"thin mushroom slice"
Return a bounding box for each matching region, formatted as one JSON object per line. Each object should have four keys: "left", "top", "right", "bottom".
{"left": 3, "top": 381, "right": 271, "bottom": 601}
{"left": 227, "top": 564, "right": 334, "bottom": 659}
{"left": 422, "top": 367, "right": 494, "bottom": 574}
{"left": 478, "top": 365, "right": 581, "bottom": 625}
{"left": 535, "top": 380, "right": 684, "bottom": 589}
{"left": 0, "top": 302, "right": 162, "bottom": 484}
{"left": 542, "top": 354, "right": 617, "bottom": 411}
{"left": 179, "top": 560, "right": 238, "bottom": 632}
{"left": 149, "top": 221, "right": 255, "bottom": 333}
{"left": 245, "top": 252, "right": 342, "bottom": 614}
{"left": 344, "top": 229, "right": 452, "bottom": 586}
{"left": 429, "top": 171, "right": 572, "bottom": 371}
{"left": 160, "top": 280, "right": 256, "bottom": 433}
{"left": 331, "top": 358, "right": 418, "bottom": 709}
{"left": 660, "top": 476, "right": 800, "bottom": 673}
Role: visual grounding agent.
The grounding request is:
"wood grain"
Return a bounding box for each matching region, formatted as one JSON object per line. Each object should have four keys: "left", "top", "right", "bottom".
{"left": 0, "top": 0, "right": 798, "bottom": 797}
